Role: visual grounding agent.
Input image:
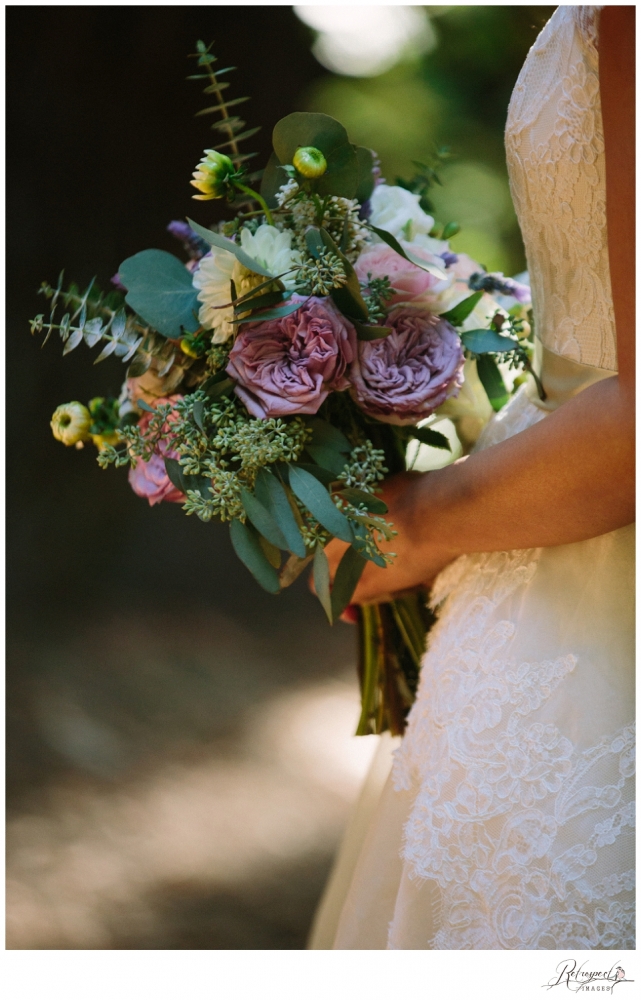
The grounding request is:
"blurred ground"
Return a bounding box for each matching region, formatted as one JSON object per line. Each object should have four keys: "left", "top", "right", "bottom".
{"left": 7, "top": 597, "right": 375, "bottom": 949}
{"left": 6, "top": 6, "right": 554, "bottom": 950}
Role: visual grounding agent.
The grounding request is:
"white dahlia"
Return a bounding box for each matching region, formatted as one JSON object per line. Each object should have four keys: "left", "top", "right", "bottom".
{"left": 192, "top": 226, "right": 302, "bottom": 343}
{"left": 238, "top": 225, "right": 301, "bottom": 288}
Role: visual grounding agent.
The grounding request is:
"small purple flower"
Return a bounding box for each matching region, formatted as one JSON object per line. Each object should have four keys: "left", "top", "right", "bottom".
{"left": 349, "top": 307, "right": 464, "bottom": 425}
{"left": 167, "top": 220, "right": 211, "bottom": 261}
{"left": 226, "top": 295, "right": 357, "bottom": 419}
{"left": 111, "top": 272, "right": 127, "bottom": 292}
{"left": 469, "top": 271, "right": 531, "bottom": 305}
{"left": 440, "top": 251, "right": 459, "bottom": 268}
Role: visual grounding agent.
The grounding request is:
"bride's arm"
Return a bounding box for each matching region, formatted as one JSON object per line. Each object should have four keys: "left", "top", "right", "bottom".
{"left": 327, "top": 4, "right": 635, "bottom": 605}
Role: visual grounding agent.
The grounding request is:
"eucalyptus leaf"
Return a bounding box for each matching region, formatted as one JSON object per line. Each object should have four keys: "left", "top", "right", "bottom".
{"left": 259, "top": 535, "right": 281, "bottom": 569}
{"left": 192, "top": 400, "right": 206, "bottom": 434}
{"left": 350, "top": 523, "right": 388, "bottom": 567}
{"left": 313, "top": 545, "right": 333, "bottom": 623}
{"left": 273, "top": 112, "right": 350, "bottom": 165}
{"left": 306, "top": 445, "right": 347, "bottom": 476}
{"left": 289, "top": 463, "right": 336, "bottom": 487}
{"left": 254, "top": 468, "right": 307, "bottom": 558}
{"left": 93, "top": 338, "right": 118, "bottom": 363}
{"left": 240, "top": 487, "right": 288, "bottom": 551}
{"left": 304, "top": 228, "right": 324, "bottom": 261}
{"left": 288, "top": 465, "right": 353, "bottom": 544}
{"left": 127, "top": 353, "right": 152, "bottom": 378}
{"left": 337, "top": 488, "right": 388, "bottom": 514}
{"left": 316, "top": 142, "right": 359, "bottom": 199}
{"left": 164, "top": 457, "right": 186, "bottom": 493}
{"left": 439, "top": 291, "right": 483, "bottom": 327}
{"left": 186, "top": 218, "right": 274, "bottom": 278}
{"left": 138, "top": 399, "right": 156, "bottom": 413}
{"left": 410, "top": 426, "right": 451, "bottom": 451}
{"left": 330, "top": 546, "right": 367, "bottom": 621}
{"left": 229, "top": 519, "right": 281, "bottom": 594}
{"left": 112, "top": 308, "right": 127, "bottom": 339}
{"left": 62, "top": 329, "right": 83, "bottom": 355}
{"left": 308, "top": 418, "right": 351, "bottom": 453}
{"left": 477, "top": 354, "right": 510, "bottom": 412}
{"left": 119, "top": 250, "right": 199, "bottom": 338}
{"left": 461, "top": 329, "right": 518, "bottom": 354}
{"left": 260, "top": 152, "right": 291, "bottom": 209}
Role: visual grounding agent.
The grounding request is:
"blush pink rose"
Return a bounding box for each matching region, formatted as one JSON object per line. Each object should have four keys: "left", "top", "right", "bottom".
{"left": 349, "top": 307, "right": 464, "bottom": 425}
{"left": 226, "top": 295, "right": 357, "bottom": 418}
{"left": 354, "top": 243, "right": 446, "bottom": 306}
{"left": 128, "top": 395, "right": 185, "bottom": 506}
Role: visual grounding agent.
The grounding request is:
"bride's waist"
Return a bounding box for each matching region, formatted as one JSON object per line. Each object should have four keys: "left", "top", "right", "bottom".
{"left": 526, "top": 339, "right": 616, "bottom": 411}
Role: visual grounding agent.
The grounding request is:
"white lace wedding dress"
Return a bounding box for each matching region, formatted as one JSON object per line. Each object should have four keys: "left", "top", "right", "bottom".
{"left": 309, "top": 5, "right": 635, "bottom": 951}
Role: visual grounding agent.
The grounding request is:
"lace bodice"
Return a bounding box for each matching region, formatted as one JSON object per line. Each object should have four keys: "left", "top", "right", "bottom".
{"left": 505, "top": 5, "right": 617, "bottom": 370}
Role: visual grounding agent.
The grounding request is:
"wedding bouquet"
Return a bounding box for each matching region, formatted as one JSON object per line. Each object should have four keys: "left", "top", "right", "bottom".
{"left": 32, "top": 42, "right": 537, "bottom": 735}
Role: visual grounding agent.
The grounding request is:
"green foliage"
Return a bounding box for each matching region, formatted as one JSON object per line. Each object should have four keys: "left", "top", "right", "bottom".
{"left": 31, "top": 272, "right": 149, "bottom": 364}
{"left": 476, "top": 354, "right": 510, "bottom": 412}
{"left": 410, "top": 425, "right": 451, "bottom": 452}
{"left": 188, "top": 40, "right": 259, "bottom": 170}
{"left": 461, "top": 328, "right": 519, "bottom": 354}
{"left": 118, "top": 250, "right": 200, "bottom": 339}
{"left": 366, "top": 224, "right": 445, "bottom": 279}
{"left": 330, "top": 546, "right": 367, "bottom": 621}
{"left": 361, "top": 274, "right": 394, "bottom": 324}
{"left": 395, "top": 150, "right": 453, "bottom": 213}
{"left": 229, "top": 519, "right": 281, "bottom": 594}
{"left": 272, "top": 112, "right": 360, "bottom": 199}
{"left": 288, "top": 465, "right": 353, "bottom": 543}
{"left": 439, "top": 291, "right": 483, "bottom": 326}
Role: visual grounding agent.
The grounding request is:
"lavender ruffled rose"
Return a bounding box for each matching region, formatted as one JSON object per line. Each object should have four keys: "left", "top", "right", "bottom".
{"left": 349, "top": 307, "right": 465, "bottom": 425}
{"left": 226, "top": 295, "right": 356, "bottom": 418}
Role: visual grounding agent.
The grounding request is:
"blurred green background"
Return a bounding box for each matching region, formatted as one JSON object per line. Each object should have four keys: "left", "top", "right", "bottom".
{"left": 7, "top": 6, "right": 554, "bottom": 950}
{"left": 299, "top": 5, "right": 554, "bottom": 274}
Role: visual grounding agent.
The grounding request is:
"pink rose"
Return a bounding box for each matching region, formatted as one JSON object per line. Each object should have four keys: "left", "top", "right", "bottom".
{"left": 354, "top": 243, "right": 446, "bottom": 307}
{"left": 349, "top": 307, "right": 464, "bottom": 425}
{"left": 226, "top": 295, "right": 357, "bottom": 418}
{"left": 128, "top": 395, "right": 185, "bottom": 506}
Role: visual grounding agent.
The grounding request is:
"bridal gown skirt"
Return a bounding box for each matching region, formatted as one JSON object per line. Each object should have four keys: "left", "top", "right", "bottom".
{"left": 309, "top": 374, "right": 635, "bottom": 951}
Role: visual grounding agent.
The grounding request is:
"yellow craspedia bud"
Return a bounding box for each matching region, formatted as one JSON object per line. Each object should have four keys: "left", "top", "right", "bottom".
{"left": 190, "top": 149, "right": 235, "bottom": 200}
{"left": 292, "top": 146, "right": 327, "bottom": 179}
{"left": 50, "top": 402, "right": 92, "bottom": 447}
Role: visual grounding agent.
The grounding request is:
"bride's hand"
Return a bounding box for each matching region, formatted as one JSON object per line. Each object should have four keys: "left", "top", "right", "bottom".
{"left": 323, "top": 470, "right": 460, "bottom": 607}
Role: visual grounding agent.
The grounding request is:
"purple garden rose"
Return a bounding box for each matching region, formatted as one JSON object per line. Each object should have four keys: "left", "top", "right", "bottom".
{"left": 226, "top": 295, "right": 357, "bottom": 418}
{"left": 349, "top": 307, "right": 465, "bottom": 425}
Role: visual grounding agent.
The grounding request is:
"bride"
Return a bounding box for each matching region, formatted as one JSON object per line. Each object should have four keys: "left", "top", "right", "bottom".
{"left": 310, "top": 5, "right": 635, "bottom": 950}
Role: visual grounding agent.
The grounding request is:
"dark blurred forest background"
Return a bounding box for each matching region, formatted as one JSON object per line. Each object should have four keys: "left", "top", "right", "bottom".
{"left": 6, "top": 5, "right": 554, "bottom": 949}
